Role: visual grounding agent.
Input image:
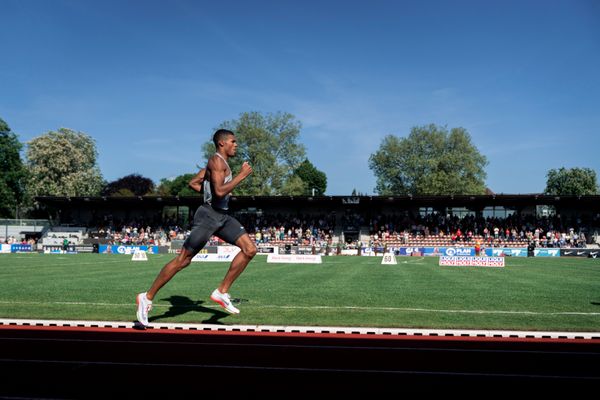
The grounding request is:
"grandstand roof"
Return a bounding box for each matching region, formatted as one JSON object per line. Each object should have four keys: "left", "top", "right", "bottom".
{"left": 35, "top": 194, "right": 600, "bottom": 210}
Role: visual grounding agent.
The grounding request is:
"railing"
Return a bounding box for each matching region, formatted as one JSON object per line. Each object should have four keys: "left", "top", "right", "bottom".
{"left": 1, "top": 219, "right": 51, "bottom": 240}
{"left": 0, "top": 219, "right": 50, "bottom": 226}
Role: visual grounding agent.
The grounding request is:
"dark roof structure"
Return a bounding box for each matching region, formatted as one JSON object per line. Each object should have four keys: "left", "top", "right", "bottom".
{"left": 36, "top": 194, "right": 600, "bottom": 210}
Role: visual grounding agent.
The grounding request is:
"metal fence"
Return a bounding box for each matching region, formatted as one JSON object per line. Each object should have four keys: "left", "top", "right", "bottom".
{"left": 0, "top": 219, "right": 51, "bottom": 227}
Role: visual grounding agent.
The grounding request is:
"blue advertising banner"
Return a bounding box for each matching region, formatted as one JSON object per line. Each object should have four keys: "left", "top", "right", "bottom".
{"left": 422, "top": 247, "right": 446, "bottom": 256}
{"left": 442, "top": 247, "right": 475, "bottom": 257}
{"left": 484, "top": 248, "right": 528, "bottom": 257}
{"left": 421, "top": 247, "right": 474, "bottom": 256}
{"left": 408, "top": 247, "right": 475, "bottom": 257}
{"left": 397, "top": 247, "right": 527, "bottom": 257}
{"left": 99, "top": 245, "right": 159, "bottom": 254}
{"left": 533, "top": 249, "right": 561, "bottom": 257}
{"left": 396, "top": 247, "right": 426, "bottom": 256}
{"left": 11, "top": 244, "right": 32, "bottom": 253}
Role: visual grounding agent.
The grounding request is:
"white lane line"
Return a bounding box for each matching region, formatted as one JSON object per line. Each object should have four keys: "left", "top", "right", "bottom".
{"left": 0, "top": 300, "right": 599, "bottom": 316}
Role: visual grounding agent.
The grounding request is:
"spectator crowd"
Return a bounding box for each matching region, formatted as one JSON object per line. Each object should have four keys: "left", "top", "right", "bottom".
{"left": 34, "top": 210, "right": 599, "bottom": 250}
{"left": 367, "top": 212, "right": 596, "bottom": 248}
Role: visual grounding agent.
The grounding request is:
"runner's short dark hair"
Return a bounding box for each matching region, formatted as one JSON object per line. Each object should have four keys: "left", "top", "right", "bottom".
{"left": 213, "top": 129, "right": 234, "bottom": 148}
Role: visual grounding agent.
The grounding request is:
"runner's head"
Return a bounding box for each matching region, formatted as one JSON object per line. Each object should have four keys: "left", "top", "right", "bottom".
{"left": 213, "top": 129, "right": 237, "bottom": 157}
{"left": 213, "top": 129, "right": 234, "bottom": 148}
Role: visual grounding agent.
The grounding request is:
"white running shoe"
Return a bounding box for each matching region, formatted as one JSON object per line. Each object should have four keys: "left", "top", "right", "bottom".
{"left": 136, "top": 292, "right": 152, "bottom": 326}
{"left": 210, "top": 289, "right": 240, "bottom": 314}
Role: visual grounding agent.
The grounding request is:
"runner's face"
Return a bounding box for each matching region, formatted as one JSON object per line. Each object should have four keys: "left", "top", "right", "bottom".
{"left": 223, "top": 135, "right": 238, "bottom": 156}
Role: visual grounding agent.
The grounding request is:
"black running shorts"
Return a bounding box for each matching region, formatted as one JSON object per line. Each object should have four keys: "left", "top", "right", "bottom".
{"left": 182, "top": 204, "right": 247, "bottom": 253}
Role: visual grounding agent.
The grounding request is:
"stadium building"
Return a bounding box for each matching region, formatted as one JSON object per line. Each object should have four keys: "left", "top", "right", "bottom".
{"left": 2, "top": 194, "right": 596, "bottom": 257}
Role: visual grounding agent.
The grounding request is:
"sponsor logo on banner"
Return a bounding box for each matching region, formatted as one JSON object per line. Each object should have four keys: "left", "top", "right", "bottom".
{"left": 191, "top": 253, "right": 234, "bottom": 262}
{"left": 534, "top": 249, "right": 560, "bottom": 257}
{"left": 439, "top": 256, "right": 505, "bottom": 267}
{"left": 218, "top": 246, "right": 241, "bottom": 256}
{"left": 512, "top": 249, "right": 524, "bottom": 257}
{"left": 99, "top": 245, "right": 158, "bottom": 254}
{"left": 1, "top": 244, "right": 11, "bottom": 253}
{"left": 560, "top": 249, "right": 599, "bottom": 258}
{"left": 44, "top": 248, "right": 64, "bottom": 254}
{"left": 487, "top": 248, "right": 527, "bottom": 257}
{"left": 257, "top": 246, "right": 278, "bottom": 254}
{"left": 444, "top": 247, "right": 474, "bottom": 257}
{"left": 11, "top": 244, "right": 32, "bottom": 253}
{"left": 361, "top": 247, "right": 390, "bottom": 256}
{"left": 197, "top": 246, "right": 218, "bottom": 254}
{"left": 342, "top": 249, "right": 360, "bottom": 256}
{"left": 267, "top": 254, "right": 322, "bottom": 264}
{"left": 117, "top": 246, "right": 132, "bottom": 254}
{"left": 396, "top": 247, "right": 425, "bottom": 256}
{"left": 423, "top": 247, "right": 444, "bottom": 256}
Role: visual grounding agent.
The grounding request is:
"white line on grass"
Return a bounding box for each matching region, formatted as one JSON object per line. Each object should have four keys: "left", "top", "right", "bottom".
{"left": 401, "top": 257, "right": 425, "bottom": 264}
{"left": 2, "top": 259, "right": 148, "bottom": 267}
{"left": 0, "top": 300, "right": 599, "bottom": 317}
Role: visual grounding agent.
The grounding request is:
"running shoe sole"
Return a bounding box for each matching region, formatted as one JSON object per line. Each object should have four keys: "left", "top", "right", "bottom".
{"left": 210, "top": 294, "right": 240, "bottom": 314}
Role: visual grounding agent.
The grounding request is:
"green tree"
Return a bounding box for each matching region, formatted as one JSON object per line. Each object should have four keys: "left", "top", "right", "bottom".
{"left": 26, "top": 128, "right": 104, "bottom": 198}
{"left": 293, "top": 159, "right": 327, "bottom": 195}
{"left": 102, "top": 174, "right": 155, "bottom": 196}
{"left": 0, "top": 118, "right": 29, "bottom": 217}
{"left": 156, "top": 173, "right": 198, "bottom": 196}
{"left": 279, "top": 175, "right": 307, "bottom": 196}
{"left": 544, "top": 167, "right": 598, "bottom": 195}
{"left": 203, "top": 111, "right": 306, "bottom": 195}
{"left": 368, "top": 124, "right": 488, "bottom": 195}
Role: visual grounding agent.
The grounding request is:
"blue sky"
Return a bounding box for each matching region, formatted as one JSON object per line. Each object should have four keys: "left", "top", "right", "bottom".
{"left": 2, "top": 0, "right": 599, "bottom": 195}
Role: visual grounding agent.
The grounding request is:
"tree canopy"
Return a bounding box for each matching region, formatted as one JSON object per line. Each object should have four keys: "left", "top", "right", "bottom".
{"left": 202, "top": 111, "right": 308, "bottom": 195}
{"left": 544, "top": 167, "right": 598, "bottom": 195}
{"left": 26, "top": 128, "right": 104, "bottom": 198}
{"left": 0, "top": 118, "right": 28, "bottom": 217}
{"left": 293, "top": 159, "right": 327, "bottom": 195}
{"left": 156, "top": 173, "right": 198, "bottom": 196}
{"left": 368, "top": 124, "right": 488, "bottom": 195}
{"left": 102, "top": 174, "right": 155, "bottom": 196}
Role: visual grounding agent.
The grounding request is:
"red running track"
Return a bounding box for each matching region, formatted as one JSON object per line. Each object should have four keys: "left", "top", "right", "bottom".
{"left": 1, "top": 324, "right": 599, "bottom": 397}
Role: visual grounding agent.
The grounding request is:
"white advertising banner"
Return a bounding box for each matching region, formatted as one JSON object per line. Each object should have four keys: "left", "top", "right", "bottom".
{"left": 267, "top": 254, "right": 322, "bottom": 264}
{"left": 439, "top": 256, "right": 505, "bottom": 267}
{"left": 192, "top": 253, "right": 237, "bottom": 262}
{"left": 191, "top": 246, "right": 241, "bottom": 262}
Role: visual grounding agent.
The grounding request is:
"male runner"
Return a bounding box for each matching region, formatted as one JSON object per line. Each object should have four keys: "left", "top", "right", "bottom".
{"left": 136, "top": 129, "right": 257, "bottom": 326}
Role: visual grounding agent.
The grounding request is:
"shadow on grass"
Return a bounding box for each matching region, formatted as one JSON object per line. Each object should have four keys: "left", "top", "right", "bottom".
{"left": 591, "top": 302, "right": 600, "bottom": 306}
{"left": 149, "top": 295, "right": 229, "bottom": 324}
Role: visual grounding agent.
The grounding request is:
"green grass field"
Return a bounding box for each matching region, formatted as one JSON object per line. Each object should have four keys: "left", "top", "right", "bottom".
{"left": 1, "top": 253, "right": 599, "bottom": 332}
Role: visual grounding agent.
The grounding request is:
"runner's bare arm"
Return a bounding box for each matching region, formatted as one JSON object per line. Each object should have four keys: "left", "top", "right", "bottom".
{"left": 188, "top": 168, "right": 206, "bottom": 193}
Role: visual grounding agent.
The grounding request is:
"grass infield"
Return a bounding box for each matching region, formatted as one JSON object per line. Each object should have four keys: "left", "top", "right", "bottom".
{"left": 1, "top": 253, "right": 599, "bottom": 331}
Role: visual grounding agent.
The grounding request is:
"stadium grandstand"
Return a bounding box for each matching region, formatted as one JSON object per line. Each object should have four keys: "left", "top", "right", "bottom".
{"left": 2, "top": 194, "right": 597, "bottom": 256}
